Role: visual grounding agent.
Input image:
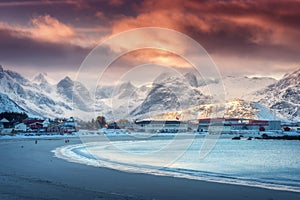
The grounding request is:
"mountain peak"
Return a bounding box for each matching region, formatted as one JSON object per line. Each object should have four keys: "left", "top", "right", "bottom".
{"left": 113, "top": 81, "right": 137, "bottom": 99}
{"left": 57, "top": 76, "right": 74, "bottom": 89}
{"left": 119, "top": 81, "right": 134, "bottom": 89}
{"left": 0, "top": 64, "right": 3, "bottom": 73}
{"left": 184, "top": 72, "right": 198, "bottom": 87}
{"left": 33, "top": 73, "right": 48, "bottom": 84}
{"left": 63, "top": 76, "right": 73, "bottom": 82}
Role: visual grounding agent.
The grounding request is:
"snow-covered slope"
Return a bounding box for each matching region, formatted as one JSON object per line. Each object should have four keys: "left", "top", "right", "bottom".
{"left": 95, "top": 81, "right": 153, "bottom": 120}
{"left": 32, "top": 73, "right": 53, "bottom": 93}
{"left": 57, "top": 76, "right": 93, "bottom": 112}
{"left": 0, "top": 65, "right": 83, "bottom": 118}
{"left": 199, "top": 75, "right": 276, "bottom": 101}
{"left": 0, "top": 93, "right": 25, "bottom": 113}
{"left": 94, "top": 72, "right": 211, "bottom": 120}
{"left": 152, "top": 99, "right": 275, "bottom": 121}
{"left": 95, "top": 70, "right": 297, "bottom": 121}
{"left": 255, "top": 68, "right": 300, "bottom": 121}
{"left": 184, "top": 72, "right": 199, "bottom": 87}
{"left": 130, "top": 73, "right": 212, "bottom": 119}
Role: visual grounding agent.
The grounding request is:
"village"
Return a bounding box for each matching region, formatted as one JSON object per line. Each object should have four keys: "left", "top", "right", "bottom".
{"left": 133, "top": 118, "right": 300, "bottom": 134}
{"left": 1, "top": 112, "right": 300, "bottom": 136}
{"left": 0, "top": 112, "right": 77, "bottom": 135}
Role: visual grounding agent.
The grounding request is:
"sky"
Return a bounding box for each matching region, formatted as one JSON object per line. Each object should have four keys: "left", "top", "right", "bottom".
{"left": 0, "top": 0, "right": 300, "bottom": 84}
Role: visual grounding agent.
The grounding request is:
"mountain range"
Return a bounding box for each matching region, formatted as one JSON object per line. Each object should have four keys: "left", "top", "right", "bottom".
{"left": 0, "top": 65, "right": 81, "bottom": 118}
{"left": 0, "top": 64, "right": 299, "bottom": 122}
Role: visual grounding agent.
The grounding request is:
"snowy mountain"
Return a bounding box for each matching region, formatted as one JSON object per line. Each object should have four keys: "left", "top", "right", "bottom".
{"left": 0, "top": 93, "right": 26, "bottom": 113}
{"left": 130, "top": 73, "right": 211, "bottom": 119}
{"left": 198, "top": 75, "right": 277, "bottom": 101}
{"left": 152, "top": 99, "right": 274, "bottom": 121}
{"left": 32, "top": 73, "right": 53, "bottom": 93}
{"left": 57, "top": 76, "right": 93, "bottom": 111}
{"left": 96, "top": 82, "right": 138, "bottom": 100}
{"left": 0, "top": 64, "right": 299, "bottom": 122}
{"left": 184, "top": 72, "right": 199, "bottom": 87}
{"left": 95, "top": 81, "right": 152, "bottom": 120}
{"left": 127, "top": 71, "right": 297, "bottom": 121}
{"left": 93, "top": 72, "right": 210, "bottom": 120}
{"left": 0, "top": 65, "right": 79, "bottom": 118}
{"left": 255, "top": 68, "right": 300, "bottom": 121}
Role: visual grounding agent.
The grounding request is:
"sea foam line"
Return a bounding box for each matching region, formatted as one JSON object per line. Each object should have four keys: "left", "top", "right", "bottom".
{"left": 53, "top": 142, "right": 300, "bottom": 193}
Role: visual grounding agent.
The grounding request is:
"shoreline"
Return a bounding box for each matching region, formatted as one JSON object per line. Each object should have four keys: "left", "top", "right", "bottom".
{"left": 55, "top": 138, "right": 300, "bottom": 194}
{"left": 1, "top": 138, "right": 300, "bottom": 200}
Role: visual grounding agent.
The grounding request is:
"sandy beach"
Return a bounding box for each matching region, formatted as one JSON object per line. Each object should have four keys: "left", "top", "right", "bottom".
{"left": 0, "top": 137, "right": 299, "bottom": 200}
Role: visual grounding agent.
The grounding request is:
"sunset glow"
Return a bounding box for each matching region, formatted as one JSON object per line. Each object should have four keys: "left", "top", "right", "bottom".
{"left": 0, "top": 0, "right": 299, "bottom": 80}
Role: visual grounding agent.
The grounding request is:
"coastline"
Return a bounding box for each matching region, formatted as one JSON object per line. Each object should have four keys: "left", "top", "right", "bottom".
{"left": 0, "top": 137, "right": 300, "bottom": 200}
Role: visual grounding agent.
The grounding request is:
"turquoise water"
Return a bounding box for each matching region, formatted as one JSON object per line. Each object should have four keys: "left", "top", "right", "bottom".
{"left": 55, "top": 137, "right": 300, "bottom": 192}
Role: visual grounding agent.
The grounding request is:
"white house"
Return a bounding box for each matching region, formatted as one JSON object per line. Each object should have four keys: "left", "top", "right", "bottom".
{"left": 42, "top": 119, "right": 50, "bottom": 128}
{"left": 0, "top": 118, "right": 9, "bottom": 126}
{"left": 0, "top": 118, "right": 10, "bottom": 132}
{"left": 135, "top": 120, "right": 188, "bottom": 133}
{"left": 0, "top": 118, "right": 9, "bottom": 123}
{"left": 14, "top": 123, "right": 27, "bottom": 132}
{"left": 208, "top": 123, "right": 231, "bottom": 133}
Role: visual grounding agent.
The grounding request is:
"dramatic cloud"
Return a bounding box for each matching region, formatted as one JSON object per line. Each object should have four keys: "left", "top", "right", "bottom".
{"left": 109, "top": 0, "right": 300, "bottom": 75}
{"left": 0, "top": 0, "right": 299, "bottom": 80}
{"left": 30, "top": 15, "right": 77, "bottom": 43}
{"left": 0, "top": 21, "right": 90, "bottom": 71}
{"left": 0, "top": 14, "right": 102, "bottom": 75}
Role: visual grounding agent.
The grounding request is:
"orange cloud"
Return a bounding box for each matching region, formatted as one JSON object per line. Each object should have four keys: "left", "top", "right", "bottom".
{"left": 108, "top": 1, "right": 216, "bottom": 69}
{"left": 0, "top": 15, "right": 100, "bottom": 48}
{"left": 110, "top": 0, "right": 300, "bottom": 48}
{"left": 107, "top": 0, "right": 300, "bottom": 73}
{"left": 30, "top": 15, "right": 76, "bottom": 43}
{"left": 123, "top": 49, "right": 192, "bottom": 69}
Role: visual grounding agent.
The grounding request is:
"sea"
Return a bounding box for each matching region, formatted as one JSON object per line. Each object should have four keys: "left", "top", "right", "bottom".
{"left": 54, "top": 134, "right": 300, "bottom": 192}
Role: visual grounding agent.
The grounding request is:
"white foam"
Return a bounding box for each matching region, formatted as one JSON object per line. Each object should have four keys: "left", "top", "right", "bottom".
{"left": 53, "top": 141, "right": 300, "bottom": 193}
